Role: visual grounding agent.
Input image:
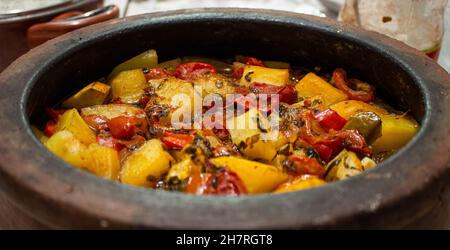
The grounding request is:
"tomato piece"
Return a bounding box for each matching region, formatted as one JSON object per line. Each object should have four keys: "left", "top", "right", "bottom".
{"left": 314, "top": 109, "right": 347, "bottom": 132}
{"left": 106, "top": 116, "right": 137, "bottom": 140}
{"left": 185, "top": 170, "right": 247, "bottom": 195}
{"left": 144, "top": 67, "right": 170, "bottom": 80}
{"left": 162, "top": 131, "right": 195, "bottom": 149}
{"left": 250, "top": 83, "right": 297, "bottom": 104}
{"left": 44, "top": 120, "right": 57, "bottom": 137}
{"left": 288, "top": 155, "right": 325, "bottom": 176}
{"left": 173, "top": 62, "right": 217, "bottom": 80}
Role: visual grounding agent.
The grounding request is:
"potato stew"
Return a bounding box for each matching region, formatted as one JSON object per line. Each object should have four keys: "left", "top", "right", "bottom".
{"left": 33, "top": 49, "right": 419, "bottom": 195}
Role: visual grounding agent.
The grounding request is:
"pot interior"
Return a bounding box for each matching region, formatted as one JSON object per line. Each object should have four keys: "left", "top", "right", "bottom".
{"left": 26, "top": 15, "right": 425, "bottom": 137}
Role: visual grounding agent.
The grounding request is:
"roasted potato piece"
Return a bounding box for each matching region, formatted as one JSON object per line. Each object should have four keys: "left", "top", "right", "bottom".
{"left": 81, "top": 104, "right": 146, "bottom": 120}
{"left": 62, "top": 82, "right": 110, "bottom": 109}
{"left": 371, "top": 115, "right": 419, "bottom": 153}
{"left": 44, "top": 130, "right": 87, "bottom": 168}
{"left": 274, "top": 176, "right": 326, "bottom": 193}
{"left": 211, "top": 156, "right": 288, "bottom": 194}
{"left": 325, "top": 150, "right": 365, "bottom": 182}
{"left": 109, "top": 69, "right": 147, "bottom": 104}
{"left": 109, "top": 49, "right": 158, "bottom": 79}
{"left": 84, "top": 143, "right": 120, "bottom": 180}
{"left": 331, "top": 100, "right": 419, "bottom": 153}
{"left": 165, "top": 158, "right": 200, "bottom": 182}
{"left": 148, "top": 77, "right": 196, "bottom": 103}
{"left": 226, "top": 108, "right": 285, "bottom": 161}
{"left": 120, "top": 139, "right": 174, "bottom": 187}
{"left": 240, "top": 65, "right": 289, "bottom": 86}
{"left": 295, "top": 73, "right": 348, "bottom": 107}
{"left": 330, "top": 100, "right": 389, "bottom": 119}
{"left": 194, "top": 74, "right": 236, "bottom": 97}
{"left": 148, "top": 77, "right": 197, "bottom": 126}
{"left": 56, "top": 108, "right": 96, "bottom": 144}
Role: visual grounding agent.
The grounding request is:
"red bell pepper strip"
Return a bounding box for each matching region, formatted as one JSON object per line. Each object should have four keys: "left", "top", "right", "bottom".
{"left": 249, "top": 83, "right": 297, "bottom": 104}
{"left": 162, "top": 131, "right": 195, "bottom": 149}
{"left": 314, "top": 109, "right": 347, "bottom": 132}
{"left": 332, "top": 68, "right": 374, "bottom": 102}
{"left": 287, "top": 155, "right": 325, "bottom": 177}
{"left": 242, "top": 56, "right": 265, "bottom": 67}
{"left": 173, "top": 62, "right": 217, "bottom": 80}
{"left": 230, "top": 67, "right": 244, "bottom": 79}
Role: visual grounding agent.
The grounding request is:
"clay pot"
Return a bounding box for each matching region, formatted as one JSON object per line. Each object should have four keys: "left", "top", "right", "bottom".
{"left": 0, "top": 9, "right": 449, "bottom": 229}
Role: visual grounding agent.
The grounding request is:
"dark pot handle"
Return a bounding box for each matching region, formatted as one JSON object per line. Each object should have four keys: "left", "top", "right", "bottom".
{"left": 26, "top": 5, "right": 119, "bottom": 49}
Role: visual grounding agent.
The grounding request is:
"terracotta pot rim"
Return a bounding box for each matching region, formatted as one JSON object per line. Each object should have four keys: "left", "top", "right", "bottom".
{"left": 0, "top": 8, "right": 449, "bottom": 229}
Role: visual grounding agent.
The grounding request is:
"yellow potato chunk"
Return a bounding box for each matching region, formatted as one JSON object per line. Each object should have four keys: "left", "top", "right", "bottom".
{"left": 226, "top": 108, "right": 284, "bottom": 161}
{"left": 62, "top": 82, "right": 110, "bottom": 109}
{"left": 56, "top": 108, "right": 96, "bottom": 145}
{"left": 81, "top": 104, "right": 146, "bottom": 120}
{"left": 331, "top": 100, "right": 419, "bottom": 153}
{"left": 84, "top": 144, "right": 120, "bottom": 180}
{"left": 109, "top": 49, "right": 158, "bottom": 79}
{"left": 325, "top": 150, "right": 364, "bottom": 182}
{"left": 274, "top": 176, "right": 326, "bottom": 194}
{"left": 330, "top": 100, "right": 389, "bottom": 119}
{"left": 120, "top": 139, "right": 174, "bottom": 187}
{"left": 44, "top": 130, "right": 87, "bottom": 169}
{"left": 295, "top": 73, "right": 348, "bottom": 107}
{"left": 371, "top": 115, "right": 419, "bottom": 153}
{"left": 240, "top": 65, "right": 289, "bottom": 86}
{"left": 211, "top": 156, "right": 288, "bottom": 194}
{"left": 109, "top": 69, "right": 147, "bottom": 104}
{"left": 165, "top": 158, "right": 200, "bottom": 182}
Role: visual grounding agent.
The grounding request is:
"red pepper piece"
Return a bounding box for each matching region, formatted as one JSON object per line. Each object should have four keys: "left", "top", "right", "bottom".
{"left": 230, "top": 67, "right": 244, "bottom": 79}
{"left": 250, "top": 83, "right": 297, "bottom": 104}
{"left": 242, "top": 57, "right": 265, "bottom": 67}
{"left": 144, "top": 67, "right": 170, "bottom": 80}
{"left": 288, "top": 155, "right": 325, "bottom": 177}
{"left": 44, "top": 120, "right": 57, "bottom": 137}
{"left": 45, "top": 107, "right": 65, "bottom": 120}
{"left": 185, "top": 170, "right": 247, "bottom": 195}
{"left": 106, "top": 116, "right": 137, "bottom": 140}
{"left": 332, "top": 68, "right": 374, "bottom": 102}
{"left": 161, "top": 131, "right": 195, "bottom": 150}
{"left": 173, "top": 62, "right": 217, "bottom": 80}
{"left": 314, "top": 109, "right": 347, "bottom": 132}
